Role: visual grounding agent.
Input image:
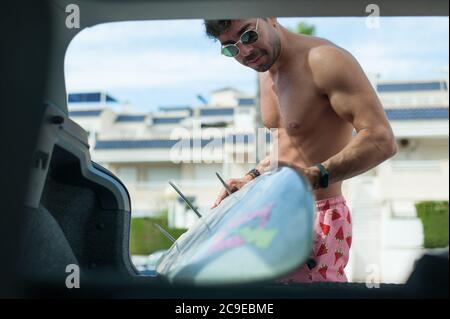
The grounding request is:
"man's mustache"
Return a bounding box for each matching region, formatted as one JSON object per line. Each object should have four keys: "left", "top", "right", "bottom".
{"left": 245, "top": 50, "right": 265, "bottom": 64}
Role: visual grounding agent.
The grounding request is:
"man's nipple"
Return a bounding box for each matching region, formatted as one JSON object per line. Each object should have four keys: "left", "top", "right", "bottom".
{"left": 288, "top": 122, "right": 301, "bottom": 130}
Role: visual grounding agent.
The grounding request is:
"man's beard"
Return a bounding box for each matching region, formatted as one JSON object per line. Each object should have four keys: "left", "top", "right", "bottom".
{"left": 252, "top": 38, "right": 281, "bottom": 72}
{"left": 244, "top": 49, "right": 266, "bottom": 66}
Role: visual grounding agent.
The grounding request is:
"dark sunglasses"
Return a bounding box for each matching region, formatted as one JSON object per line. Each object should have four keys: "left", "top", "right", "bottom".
{"left": 221, "top": 19, "right": 259, "bottom": 57}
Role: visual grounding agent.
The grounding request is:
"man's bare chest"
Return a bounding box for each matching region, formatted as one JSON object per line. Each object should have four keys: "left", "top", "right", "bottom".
{"left": 273, "top": 77, "right": 330, "bottom": 136}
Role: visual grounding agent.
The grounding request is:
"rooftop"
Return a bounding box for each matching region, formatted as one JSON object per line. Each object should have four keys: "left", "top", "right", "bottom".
{"left": 377, "top": 81, "right": 448, "bottom": 93}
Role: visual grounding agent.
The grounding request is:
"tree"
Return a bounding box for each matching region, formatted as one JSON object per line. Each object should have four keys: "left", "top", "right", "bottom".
{"left": 290, "top": 21, "right": 316, "bottom": 36}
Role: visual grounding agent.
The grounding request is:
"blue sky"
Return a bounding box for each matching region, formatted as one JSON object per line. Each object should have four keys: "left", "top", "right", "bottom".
{"left": 65, "top": 17, "right": 449, "bottom": 112}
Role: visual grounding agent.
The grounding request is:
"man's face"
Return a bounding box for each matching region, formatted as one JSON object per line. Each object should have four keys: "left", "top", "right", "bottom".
{"left": 217, "top": 19, "right": 281, "bottom": 72}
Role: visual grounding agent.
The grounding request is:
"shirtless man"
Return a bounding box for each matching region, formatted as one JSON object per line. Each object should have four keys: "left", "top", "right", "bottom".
{"left": 204, "top": 18, "right": 397, "bottom": 282}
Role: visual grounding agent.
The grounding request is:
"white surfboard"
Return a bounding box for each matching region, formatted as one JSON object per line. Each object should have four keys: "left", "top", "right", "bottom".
{"left": 156, "top": 166, "right": 316, "bottom": 285}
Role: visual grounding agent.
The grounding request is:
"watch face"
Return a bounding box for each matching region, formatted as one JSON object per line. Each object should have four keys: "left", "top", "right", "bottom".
{"left": 319, "top": 177, "right": 325, "bottom": 188}
{"left": 322, "top": 174, "right": 329, "bottom": 188}
{"left": 315, "top": 164, "right": 329, "bottom": 188}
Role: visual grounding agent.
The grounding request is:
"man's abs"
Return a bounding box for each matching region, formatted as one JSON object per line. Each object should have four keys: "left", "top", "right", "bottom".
{"left": 275, "top": 128, "right": 347, "bottom": 200}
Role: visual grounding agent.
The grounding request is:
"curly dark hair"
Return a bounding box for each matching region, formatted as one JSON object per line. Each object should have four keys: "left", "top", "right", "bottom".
{"left": 203, "top": 20, "right": 233, "bottom": 39}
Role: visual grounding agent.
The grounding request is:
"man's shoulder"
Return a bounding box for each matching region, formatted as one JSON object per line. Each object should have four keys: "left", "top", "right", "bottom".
{"left": 307, "top": 43, "right": 351, "bottom": 69}
{"left": 306, "top": 43, "right": 356, "bottom": 90}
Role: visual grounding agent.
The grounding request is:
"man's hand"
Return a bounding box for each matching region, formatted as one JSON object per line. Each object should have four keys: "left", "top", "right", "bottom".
{"left": 211, "top": 155, "right": 278, "bottom": 208}
{"left": 211, "top": 174, "right": 254, "bottom": 208}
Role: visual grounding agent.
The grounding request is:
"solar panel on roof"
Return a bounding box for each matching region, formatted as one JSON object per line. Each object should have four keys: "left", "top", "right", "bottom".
{"left": 385, "top": 107, "right": 448, "bottom": 120}
{"left": 200, "top": 108, "right": 234, "bottom": 116}
{"left": 377, "top": 82, "right": 446, "bottom": 92}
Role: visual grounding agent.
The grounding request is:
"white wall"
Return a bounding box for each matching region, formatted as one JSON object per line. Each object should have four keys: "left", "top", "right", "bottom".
{"left": 234, "top": 107, "right": 256, "bottom": 128}
{"left": 194, "top": 163, "right": 223, "bottom": 180}
{"left": 210, "top": 90, "right": 241, "bottom": 106}
{"left": 380, "top": 213, "right": 425, "bottom": 283}
{"left": 345, "top": 135, "right": 448, "bottom": 283}
{"left": 147, "top": 165, "right": 181, "bottom": 182}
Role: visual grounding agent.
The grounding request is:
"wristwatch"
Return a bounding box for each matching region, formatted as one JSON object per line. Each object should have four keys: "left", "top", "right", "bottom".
{"left": 314, "top": 163, "right": 329, "bottom": 188}
{"left": 246, "top": 168, "right": 261, "bottom": 179}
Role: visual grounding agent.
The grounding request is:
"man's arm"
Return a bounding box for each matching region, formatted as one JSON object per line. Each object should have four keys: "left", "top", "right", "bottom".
{"left": 303, "top": 45, "right": 397, "bottom": 188}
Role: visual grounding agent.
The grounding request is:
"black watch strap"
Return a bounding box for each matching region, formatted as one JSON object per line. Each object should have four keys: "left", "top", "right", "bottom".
{"left": 246, "top": 168, "right": 261, "bottom": 179}
{"left": 314, "top": 163, "right": 329, "bottom": 188}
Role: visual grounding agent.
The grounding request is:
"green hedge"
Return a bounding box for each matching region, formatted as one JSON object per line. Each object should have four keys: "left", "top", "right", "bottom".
{"left": 415, "top": 201, "right": 449, "bottom": 249}
{"left": 130, "top": 216, "right": 187, "bottom": 255}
